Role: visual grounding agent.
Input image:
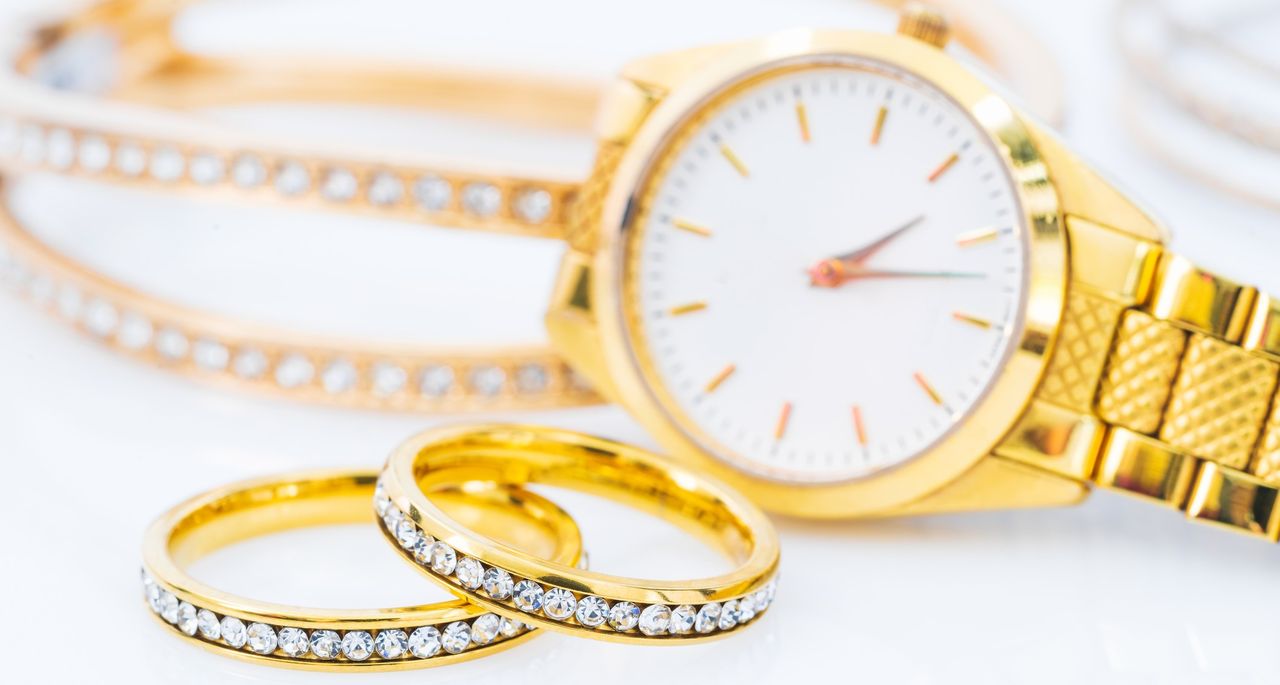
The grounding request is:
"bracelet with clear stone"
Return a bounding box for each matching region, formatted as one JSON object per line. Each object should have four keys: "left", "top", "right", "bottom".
{"left": 377, "top": 425, "right": 781, "bottom": 644}
{"left": 140, "top": 469, "right": 585, "bottom": 669}
{"left": 0, "top": 192, "right": 599, "bottom": 412}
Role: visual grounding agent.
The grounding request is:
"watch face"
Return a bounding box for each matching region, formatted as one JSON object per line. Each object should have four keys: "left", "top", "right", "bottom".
{"left": 621, "top": 57, "right": 1029, "bottom": 484}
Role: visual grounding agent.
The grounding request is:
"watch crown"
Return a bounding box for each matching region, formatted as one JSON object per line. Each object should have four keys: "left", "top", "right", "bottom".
{"left": 897, "top": 2, "right": 951, "bottom": 49}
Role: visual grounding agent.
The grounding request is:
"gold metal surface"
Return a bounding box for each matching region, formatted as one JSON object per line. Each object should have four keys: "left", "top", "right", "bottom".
{"left": 1096, "top": 311, "right": 1187, "bottom": 434}
{"left": 871, "top": 106, "right": 888, "bottom": 145}
{"left": 141, "top": 469, "right": 583, "bottom": 670}
{"left": 378, "top": 425, "right": 780, "bottom": 644}
{"left": 704, "top": 364, "right": 737, "bottom": 393}
{"left": 669, "top": 301, "right": 708, "bottom": 316}
{"left": 672, "top": 218, "right": 713, "bottom": 237}
{"left": 896, "top": 2, "right": 952, "bottom": 49}
{"left": 1186, "top": 462, "right": 1280, "bottom": 540}
{"left": 719, "top": 144, "right": 750, "bottom": 178}
{"left": 795, "top": 102, "right": 811, "bottom": 143}
{"left": 1148, "top": 255, "right": 1257, "bottom": 342}
{"left": 1243, "top": 293, "right": 1280, "bottom": 362}
{"left": 1095, "top": 428, "right": 1196, "bottom": 506}
{"left": 1036, "top": 291, "right": 1123, "bottom": 413}
{"left": 1159, "top": 334, "right": 1278, "bottom": 468}
{"left": 994, "top": 400, "right": 1103, "bottom": 481}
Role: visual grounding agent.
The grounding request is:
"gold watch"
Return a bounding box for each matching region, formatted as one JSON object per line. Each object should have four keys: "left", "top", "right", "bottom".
{"left": 546, "top": 5, "right": 1280, "bottom": 540}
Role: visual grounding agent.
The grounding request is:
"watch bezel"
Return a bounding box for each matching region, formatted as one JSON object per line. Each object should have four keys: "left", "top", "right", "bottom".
{"left": 591, "top": 29, "right": 1066, "bottom": 517}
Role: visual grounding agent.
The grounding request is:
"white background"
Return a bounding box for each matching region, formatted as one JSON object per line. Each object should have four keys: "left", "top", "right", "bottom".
{"left": 2, "top": 1, "right": 1279, "bottom": 683}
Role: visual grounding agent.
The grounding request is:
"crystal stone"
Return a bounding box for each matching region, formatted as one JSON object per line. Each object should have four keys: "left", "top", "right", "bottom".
{"left": 717, "top": 599, "right": 739, "bottom": 631}
{"left": 177, "top": 601, "right": 199, "bottom": 636}
{"left": 469, "top": 365, "right": 506, "bottom": 396}
{"left": 669, "top": 605, "right": 697, "bottom": 634}
{"left": 455, "top": 557, "right": 484, "bottom": 590}
{"left": 309, "top": 630, "right": 341, "bottom": 659}
{"left": 246, "top": 622, "right": 277, "bottom": 654}
{"left": 514, "top": 363, "right": 549, "bottom": 394}
{"left": 395, "top": 519, "right": 420, "bottom": 549}
{"left": 149, "top": 146, "right": 184, "bottom": 182}
{"left": 638, "top": 604, "right": 671, "bottom": 636}
{"left": 274, "top": 161, "right": 311, "bottom": 196}
{"left": 220, "top": 616, "right": 248, "bottom": 648}
{"left": 77, "top": 135, "right": 111, "bottom": 172}
{"left": 159, "top": 591, "right": 179, "bottom": 623}
{"left": 341, "top": 631, "right": 374, "bottom": 661}
{"left": 231, "top": 154, "right": 266, "bottom": 188}
{"left": 514, "top": 188, "right": 552, "bottom": 223}
{"left": 608, "top": 602, "right": 640, "bottom": 632}
{"left": 461, "top": 182, "right": 501, "bottom": 217}
{"left": 428, "top": 541, "right": 458, "bottom": 576}
{"left": 192, "top": 339, "right": 230, "bottom": 371}
{"left": 154, "top": 328, "right": 189, "bottom": 360}
{"left": 44, "top": 128, "right": 75, "bottom": 169}
{"left": 83, "top": 299, "right": 118, "bottom": 337}
{"left": 498, "top": 617, "right": 523, "bottom": 638}
{"left": 441, "top": 621, "right": 471, "bottom": 654}
{"left": 232, "top": 348, "right": 268, "bottom": 379}
{"left": 418, "top": 365, "right": 455, "bottom": 397}
{"left": 542, "top": 588, "right": 576, "bottom": 621}
{"left": 196, "top": 609, "right": 221, "bottom": 640}
{"left": 189, "top": 152, "right": 225, "bottom": 185}
{"left": 278, "top": 627, "right": 309, "bottom": 657}
{"left": 114, "top": 142, "right": 146, "bottom": 176}
{"left": 408, "top": 626, "right": 441, "bottom": 658}
{"left": 512, "top": 580, "right": 544, "bottom": 613}
{"left": 367, "top": 171, "right": 404, "bottom": 206}
{"left": 575, "top": 596, "right": 609, "bottom": 627}
{"left": 481, "top": 567, "right": 514, "bottom": 600}
{"left": 321, "top": 168, "right": 357, "bottom": 202}
{"left": 412, "top": 175, "right": 452, "bottom": 211}
{"left": 694, "top": 603, "right": 720, "bottom": 634}
{"left": 470, "top": 614, "right": 501, "bottom": 645}
{"left": 370, "top": 362, "right": 407, "bottom": 397}
{"left": 374, "top": 629, "right": 408, "bottom": 659}
{"left": 274, "top": 354, "right": 314, "bottom": 388}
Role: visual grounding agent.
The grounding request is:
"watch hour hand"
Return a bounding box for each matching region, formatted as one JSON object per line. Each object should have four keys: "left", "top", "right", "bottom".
{"left": 832, "top": 214, "right": 926, "bottom": 265}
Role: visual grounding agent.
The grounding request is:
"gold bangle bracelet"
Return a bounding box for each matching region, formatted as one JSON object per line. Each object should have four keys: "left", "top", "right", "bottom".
{"left": 376, "top": 425, "right": 781, "bottom": 644}
{"left": 140, "top": 468, "right": 584, "bottom": 670}
{"left": 0, "top": 179, "right": 597, "bottom": 410}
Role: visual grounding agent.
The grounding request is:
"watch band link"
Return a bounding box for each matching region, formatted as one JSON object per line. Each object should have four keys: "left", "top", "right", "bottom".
{"left": 1090, "top": 253, "right": 1280, "bottom": 540}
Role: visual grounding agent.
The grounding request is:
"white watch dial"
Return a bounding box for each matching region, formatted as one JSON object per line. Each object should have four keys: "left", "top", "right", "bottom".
{"left": 623, "top": 59, "right": 1028, "bottom": 483}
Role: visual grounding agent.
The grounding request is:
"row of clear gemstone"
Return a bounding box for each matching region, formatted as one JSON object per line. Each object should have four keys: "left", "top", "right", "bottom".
{"left": 0, "top": 241, "right": 584, "bottom": 402}
{"left": 376, "top": 483, "right": 776, "bottom": 638}
{"left": 0, "top": 117, "right": 559, "bottom": 226}
{"left": 141, "top": 571, "right": 528, "bottom": 662}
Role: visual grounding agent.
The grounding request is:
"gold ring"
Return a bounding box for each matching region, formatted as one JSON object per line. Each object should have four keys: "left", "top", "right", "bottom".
{"left": 140, "top": 468, "right": 583, "bottom": 670}
{"left": 376, "top": 425, "right": 781, "bottom": 643}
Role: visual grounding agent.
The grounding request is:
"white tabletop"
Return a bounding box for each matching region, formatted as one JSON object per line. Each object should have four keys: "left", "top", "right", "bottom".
{"left": 2, "top": 1, "right": 1278, "bottom": 683}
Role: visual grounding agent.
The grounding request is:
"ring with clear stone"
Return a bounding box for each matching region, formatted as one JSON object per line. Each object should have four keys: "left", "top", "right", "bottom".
{"left": 0, "top": 205, "right": 601, "bottom": 413}
{"left": 141, "top": 469, "right": 583, "bottom": 669}
{"left": 378, "top": 425, "right": 781, "bottom": 644}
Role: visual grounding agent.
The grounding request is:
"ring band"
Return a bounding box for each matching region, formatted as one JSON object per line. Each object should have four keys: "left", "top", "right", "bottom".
{"left": 140, "top": 469, "right": 583, "bottom": 670}
{"left": 376, "top": 425, "right": 781, "bottom": 643}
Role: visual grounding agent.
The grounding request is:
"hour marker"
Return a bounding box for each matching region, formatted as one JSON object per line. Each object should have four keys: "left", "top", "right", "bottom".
{"left": 774, "top": 402, "right": 793, "bottom": 440}
{"left": 704, "top": 364, "right": 736, "bottom": 393}
{"left": 719, "top": 144, "right": 750, "bottom": 177}
{"left": 955, "top": 227, "right": 1000, "bottom": 246}
{"left": 871, "top": 106, "right": 888, "bottom": 145}
{"left": 796, "top": 103, "right": 811, "bottom": 143}
{"left": 914, "top": 371, "right": 945, "bottom": 406}
{"left": 852, "top": 405, "right": 868, "bottom": 446}
{"left": 672, "top": 218, "right": 711, "bottom": 237}
{"left": 952, "top": 312, "right": 993, "bottom": 330}
{"left": 927, "top": 153, "right": 959, "bottom": 182}
{"left": 668, "top": 301, "right": 708, "bottom": 317}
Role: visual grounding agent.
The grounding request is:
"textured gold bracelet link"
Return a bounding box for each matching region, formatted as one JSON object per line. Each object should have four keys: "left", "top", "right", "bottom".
{"left": 1089, "top": 250, "right": 1280, "bottom": 540}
